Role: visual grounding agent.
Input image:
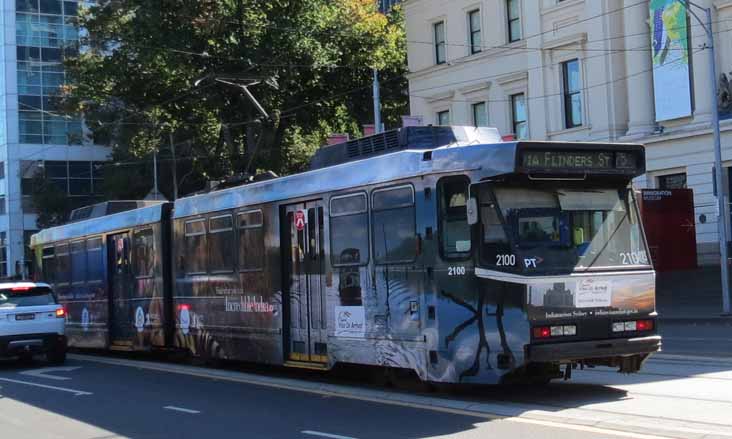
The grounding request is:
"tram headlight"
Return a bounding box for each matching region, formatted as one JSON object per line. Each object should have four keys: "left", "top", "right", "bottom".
{"left": 624, "top": 321, "right": 637, "bottom": 331}
{"left": 612, "top": 322, "right": 626, "bottom": 333}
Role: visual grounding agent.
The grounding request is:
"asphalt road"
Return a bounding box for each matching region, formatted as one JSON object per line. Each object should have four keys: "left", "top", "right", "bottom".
{"left": 0, "top": 356, "right": 628, "bottom": 439}
{"left": 0, "top": 321, "right": 729, "bottom": 439}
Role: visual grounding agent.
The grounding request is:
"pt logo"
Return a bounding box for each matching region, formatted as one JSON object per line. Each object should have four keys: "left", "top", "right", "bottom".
{"left": 134, "top": 306, "right": 145, "bottom": 333}
{"left": 524, "top": 257, "right": 544, "bottom": 268}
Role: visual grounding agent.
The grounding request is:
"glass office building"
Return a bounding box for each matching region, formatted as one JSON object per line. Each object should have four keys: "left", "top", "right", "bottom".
{"left": 0, "top": 0, "right": 109, "bottom": 277}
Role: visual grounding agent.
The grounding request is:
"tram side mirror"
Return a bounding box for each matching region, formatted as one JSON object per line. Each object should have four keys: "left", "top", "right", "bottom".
{"left": 467, "top": 197, "right": 479, "bottom": 225}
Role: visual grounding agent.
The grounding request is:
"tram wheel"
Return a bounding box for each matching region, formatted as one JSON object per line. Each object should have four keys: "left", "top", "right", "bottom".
{"left": 386, "top": 368, "right": 435, "bottom": 393}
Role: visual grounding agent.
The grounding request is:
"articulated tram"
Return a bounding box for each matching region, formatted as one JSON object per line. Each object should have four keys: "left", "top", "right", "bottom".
{"left": 30, "top": 126, "right": 661, "bottom": 384}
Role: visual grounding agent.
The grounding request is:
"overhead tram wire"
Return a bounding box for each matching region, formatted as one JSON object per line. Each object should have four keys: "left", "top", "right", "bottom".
{"left": 406, "top": 24, "right": 729, "bottom": 96}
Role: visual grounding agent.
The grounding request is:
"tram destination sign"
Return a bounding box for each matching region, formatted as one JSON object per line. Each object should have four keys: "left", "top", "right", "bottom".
{"left": 520, "top": 150, "right": 640, "bottom": 174}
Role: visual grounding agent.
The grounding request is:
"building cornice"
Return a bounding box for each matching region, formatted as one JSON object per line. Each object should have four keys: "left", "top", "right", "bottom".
{"left": 715, "top": 0, "right": 732, "bottom": 11}
{"left": 496, "top": 71, "right": 529, "bottom": 86}
{"left": 541, "top": 32, "right": 588, "bottom": 50}
{"left": 407, "top": 39, "right": 528, "bottom": 81}
{"left": 541, "top": 0, "right": 585, "bottom": 16}
{"left": 458, "top": 81, "right": 491, "bottom": 96}
{"left": 422, "top": 90, "right": 456, "bottom": 103}
{"left": 631, "top": 118, "right": 732, "bottom": 145}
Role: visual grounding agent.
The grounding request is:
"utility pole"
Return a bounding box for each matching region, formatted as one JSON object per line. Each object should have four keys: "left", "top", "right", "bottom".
{"left": 373, "top": 68, "right": 382, "bottom": 134}
{"left": 170, "top": 133, "right": 178, "bottom": 201}
{"left": 679, "top": 0, "right": 730, "bottom": 314}
{"left": 153, "top": 150, "right": 159, "bottom": 200}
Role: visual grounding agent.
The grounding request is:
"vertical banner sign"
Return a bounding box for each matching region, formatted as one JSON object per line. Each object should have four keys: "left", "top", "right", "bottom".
{"left": 650, "top": 0, "right": 692, "bottom": 122}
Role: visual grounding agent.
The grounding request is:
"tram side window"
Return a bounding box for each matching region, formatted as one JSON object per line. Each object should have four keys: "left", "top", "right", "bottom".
{"left": 330, "top": 193, "right": 369, "bottom": 266}
{"left": 372, "top": 185, "right": 417, "bottom": 264}
{"left": 42, "top": 246, "right": 55, "bottom": 284}
{"left": 239, "top": 210, "right": 264, "bottom": 271}
{"left": 184, "top": 219, "right": 207, "bottom": 274}
{"left": 86, "top": 237, "right": 104, "bottom": 282}
{"left": 133, "top": 228, "right": 155, "bottom": 277}
{"left": 71, "top": 240, "right": 86, "bottom": 285}
{"left": 209, "top": 215, "right": 235, "bottom": 272}
{"left": 438, "top": 176, "right": 471, "bottom": 259}
{"left": 54, "top": 243, "right": 70, "bottom": 285}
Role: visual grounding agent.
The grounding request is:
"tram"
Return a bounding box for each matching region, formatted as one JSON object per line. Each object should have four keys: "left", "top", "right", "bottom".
{"left": 30, "top": 126, "right": 661, "bottom": 384}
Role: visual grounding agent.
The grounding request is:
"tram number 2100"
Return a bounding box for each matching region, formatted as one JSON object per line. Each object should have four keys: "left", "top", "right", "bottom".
{"left": 495, "top": 254, "right": 516, "bottom": 266}
{"left": 447, "top": 266, "right": 467, "bottom": 276}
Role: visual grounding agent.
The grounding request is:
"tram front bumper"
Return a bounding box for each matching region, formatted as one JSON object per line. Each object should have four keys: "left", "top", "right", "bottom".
{"left": 527, "top": 335, "right": 662, "bottom": 364}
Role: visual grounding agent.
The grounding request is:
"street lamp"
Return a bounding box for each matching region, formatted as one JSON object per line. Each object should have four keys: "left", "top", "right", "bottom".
{"left": 677, "top": 0, "right": 730, "bottom": 314}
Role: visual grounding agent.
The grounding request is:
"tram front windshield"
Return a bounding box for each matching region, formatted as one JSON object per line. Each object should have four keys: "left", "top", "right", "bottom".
{"left": 478, "top": 184, "right": 650, "bottom": 275}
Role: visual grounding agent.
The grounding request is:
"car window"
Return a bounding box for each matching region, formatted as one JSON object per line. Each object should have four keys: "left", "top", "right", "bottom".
{"left": 0, "top": 287, "right": 57, "bottom": 308}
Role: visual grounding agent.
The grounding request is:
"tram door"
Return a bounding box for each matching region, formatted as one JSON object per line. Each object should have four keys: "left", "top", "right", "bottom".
{"left": 283, "top": 201, "right": 327, "bottom": 363}
{"left": 108, "top": 233, "right": 134, "bottom": 346}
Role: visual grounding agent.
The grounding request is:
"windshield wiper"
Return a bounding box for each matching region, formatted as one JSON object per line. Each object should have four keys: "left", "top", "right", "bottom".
{"left": 582, "top": 212, "right": 628, "bottom": 271}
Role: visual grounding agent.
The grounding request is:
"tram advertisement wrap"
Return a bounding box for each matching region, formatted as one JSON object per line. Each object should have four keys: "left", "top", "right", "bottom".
{"left": 526, "top": 273, "right": 655, "bottom": 320}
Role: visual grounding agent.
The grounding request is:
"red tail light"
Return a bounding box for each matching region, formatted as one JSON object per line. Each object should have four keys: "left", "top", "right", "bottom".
{"left": 55, "top": 307, "right": 66, "bottom": 318}
{"left": 636, "top": 320, "right": 654, "bottom": 331}
{"left": 11, "top": 286, "right": 32, "bottom": 291}
{"left": 533, "top": 326, "right": 551, "bottom": 338}
{"left": 178, "top": 304, "right": 191, "bottom": 311}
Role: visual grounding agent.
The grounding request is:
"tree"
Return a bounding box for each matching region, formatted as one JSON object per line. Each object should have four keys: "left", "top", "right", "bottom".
{"left": 30, "top": 171, "right": 71, "bottom": 229}
{"left": 63, "top": 0, "right": 407, "bottom": 200}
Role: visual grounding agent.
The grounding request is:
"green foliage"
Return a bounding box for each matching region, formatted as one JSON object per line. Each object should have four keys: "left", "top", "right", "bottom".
{"left": 63, "top": 0, "right": 408, "bottom": 200}
{"left": 30, "top": 172, "right": 71, "bottom": 229}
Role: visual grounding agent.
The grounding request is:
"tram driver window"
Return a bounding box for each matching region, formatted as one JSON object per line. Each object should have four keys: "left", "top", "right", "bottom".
{"left": 133, "top": 228, "right": 155, "bottom": 277}
{"left": 330, "top": 193, "right": 369, "bottom": 266}
{"left": 238, "top": 210, "right": 264, "bottom": 271}
{"left": 184, "top": 219, "right": 207, "bottom": 274}
{"left": 372, "top": 185, "right": 417, "bottom": 264}
{"left": 478, "top": 188, "right": 510, "bottom": 267}
{"left": 208, "top": 215, "right": 234, "bottom": 273}
{"left": 438, "top": 176, "right": 471, "bottom": 259}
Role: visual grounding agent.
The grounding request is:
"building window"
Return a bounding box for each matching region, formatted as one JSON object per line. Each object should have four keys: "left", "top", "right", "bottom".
{"left": 468, "top": 10, "right": 481, "bottom": 54}
{"left": 330, "top": 193, "right": 369, "bottom": 266}
{"left": 16, "top": 1, "right": 83, "bottom": 145}
{"left": 472, "top": 102, "right": 487, "bottom": 127}
{"left": 511, "top": 93, "right": 527, "bottom": 139}
{"left": 437, "top": 110, "right": 450, "bottom": 125}
{"left": 372, "top": 185, "right": 416, "bottom": 264}
{"left": 238, "top": 210, "right": 264, "bottom": 271}
{"left": 562, "top": 59, "right": 582, "bottom": 128}
{"left": 434, "top": 21, "right": 446, "bottom": 65}
{"left": 658, "top": 173, "right": 687, "bottom": 189}
{"left": 0, "top": 232, "right": 6, "bottom": 278}
{"left": 507, "top": 0, "right": 521, "bottom": 42}
{"left": 20, "top": 160, "right": 102, "bottom": 213}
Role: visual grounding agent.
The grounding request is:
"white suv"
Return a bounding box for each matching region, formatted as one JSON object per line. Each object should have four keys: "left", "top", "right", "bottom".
{"left": 0, "top": 282, "right": 67, "bottom": 364}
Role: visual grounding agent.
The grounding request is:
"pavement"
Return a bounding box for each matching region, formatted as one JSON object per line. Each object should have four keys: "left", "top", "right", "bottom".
{"left": 0, "top": 344, "right": 731, "bottom": 439}
{"left": 656, "top": 267, "right": 732, "bottom": 322}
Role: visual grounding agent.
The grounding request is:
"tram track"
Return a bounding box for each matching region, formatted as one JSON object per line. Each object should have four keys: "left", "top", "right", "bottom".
{"left": 66, "top": 350, "right": 732, "bottom": 438}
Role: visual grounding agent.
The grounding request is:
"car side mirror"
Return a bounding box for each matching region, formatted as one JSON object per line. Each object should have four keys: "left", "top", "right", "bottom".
{"left": 467, "top": 197, "right": 479, "bottom": 225}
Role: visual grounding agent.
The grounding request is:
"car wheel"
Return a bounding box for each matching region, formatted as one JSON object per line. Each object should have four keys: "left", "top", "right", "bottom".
{"left": 46, "top": 347, "right": 66, "bottom": 365}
